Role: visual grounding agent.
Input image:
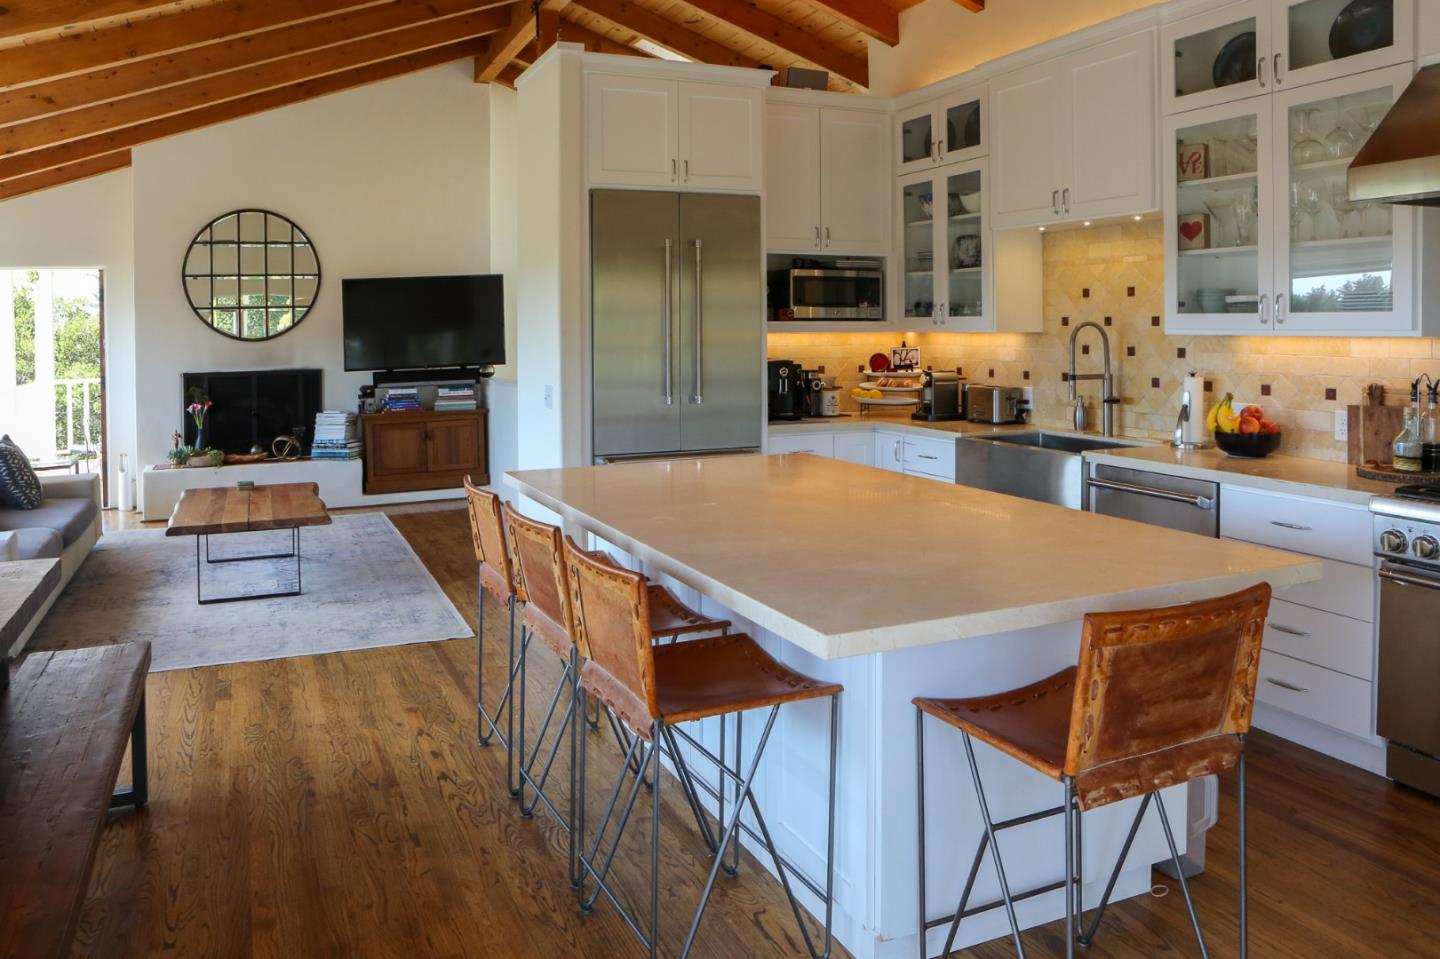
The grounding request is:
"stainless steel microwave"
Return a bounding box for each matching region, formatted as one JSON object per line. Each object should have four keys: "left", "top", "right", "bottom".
{"left": 768, "top": 263, "right": 884, "bottom": 321}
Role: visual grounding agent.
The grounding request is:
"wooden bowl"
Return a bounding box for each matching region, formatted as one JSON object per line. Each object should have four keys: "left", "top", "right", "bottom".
{"left": 1214, "top": 429, "right": 1282, "bottom": 458}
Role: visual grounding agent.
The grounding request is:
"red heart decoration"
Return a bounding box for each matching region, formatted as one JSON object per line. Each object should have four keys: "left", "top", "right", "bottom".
{"left": 1179, "top": 221, "right": 1203, "bottom": 241}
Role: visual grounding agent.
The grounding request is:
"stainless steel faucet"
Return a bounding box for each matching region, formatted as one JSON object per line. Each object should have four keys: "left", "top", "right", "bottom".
{"left": 1067, "top": 321, "right": 1118, "bottom": 437}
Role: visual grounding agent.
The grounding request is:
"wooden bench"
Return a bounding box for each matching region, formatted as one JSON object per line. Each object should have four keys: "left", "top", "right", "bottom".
{"left": 0, "top": 642, "right": 151, "bottom": 959}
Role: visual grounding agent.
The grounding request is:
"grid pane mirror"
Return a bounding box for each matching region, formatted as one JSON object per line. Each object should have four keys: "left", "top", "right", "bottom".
{"left": 183, "top": 209, "right": 320, "bottom": 340}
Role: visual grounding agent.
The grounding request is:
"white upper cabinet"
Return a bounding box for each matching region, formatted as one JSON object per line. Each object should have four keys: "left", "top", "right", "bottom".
{"left": 1163, "top": 0, "right": 1415, "bottom": 115}
{"left": 894, "top": 85, "right": 987, "bottom": 175}
{"left": 819, "top": 108, "right": 890, "bottom": 255}
{"left": 765, "top": 103, "right": 823, "bottom": 251}
{"left": 764, "top": 99, "right": 889, "bottom": 255}
{"left": 991, "top": 30, "right": 1158, "bottom": 229}
{"left": 587, "top": 74, "right": 678, "bottom": 187}
{"left": 677, "top": 82, "right": 763, "bottom": 191}
{"left": 587, "top": 73, "right": 762, "bottom": 192}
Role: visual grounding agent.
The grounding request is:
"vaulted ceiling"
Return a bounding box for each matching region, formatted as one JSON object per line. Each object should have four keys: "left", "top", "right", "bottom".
{"left": 0, "top": 0, "right": 980, "bottom": 202}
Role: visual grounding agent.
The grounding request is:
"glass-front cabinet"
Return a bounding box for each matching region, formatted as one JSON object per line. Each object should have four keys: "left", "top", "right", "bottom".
{"left": 1166, "top": 62, "right": 1415, "bottom": 335}
{"left": 899, "top": 161, "right": 990, "bottom": 330}
{"left": 1163, "top": 0, "right": 1412, "bottom": 114}
{"left": 895, "top": 85, "right": 986, "bottom": 176}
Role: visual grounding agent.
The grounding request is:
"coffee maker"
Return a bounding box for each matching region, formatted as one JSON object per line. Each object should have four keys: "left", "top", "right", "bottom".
{"left": 768, "top": 360, "right": 805, "bottom": 421}
{"left": 912, "top": 370, "right": 965, "bottom": 422}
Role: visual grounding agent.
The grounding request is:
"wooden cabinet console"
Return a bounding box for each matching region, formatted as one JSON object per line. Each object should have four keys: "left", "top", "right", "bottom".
{"left": 361, "top": 409, "right": 488, "bottom": 494}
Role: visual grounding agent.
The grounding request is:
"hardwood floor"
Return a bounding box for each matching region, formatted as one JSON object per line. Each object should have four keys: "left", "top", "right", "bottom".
{"left": 78, "top": 505, "right": 1440, "bottom": 958}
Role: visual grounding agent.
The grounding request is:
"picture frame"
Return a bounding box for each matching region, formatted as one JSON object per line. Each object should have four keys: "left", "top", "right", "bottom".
{"left": 1178, "top": 212, "right": 1211, "bottom": 251}
{"left": 891, "top": 346, "right": 920, "bottom": 370}
{"left": 1177, "top": 142, "right": 1209, "bottom": 182}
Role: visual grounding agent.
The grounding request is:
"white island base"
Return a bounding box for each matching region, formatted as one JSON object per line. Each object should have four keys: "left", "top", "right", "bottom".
{"left": 610, "top": 558, "right": 1184, "bottom": 959}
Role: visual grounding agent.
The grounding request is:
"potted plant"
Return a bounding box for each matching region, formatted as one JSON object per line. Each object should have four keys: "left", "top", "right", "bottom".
{"left": 167, "top": 445, "right": 196, "bottom": 467}
{"left": 186, "top": 387, "right": 213, "bottom": 451}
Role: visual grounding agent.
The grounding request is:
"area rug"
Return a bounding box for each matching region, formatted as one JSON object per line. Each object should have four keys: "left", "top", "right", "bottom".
{"left": 32, "top": 512, "right": 471, "bottom": 671}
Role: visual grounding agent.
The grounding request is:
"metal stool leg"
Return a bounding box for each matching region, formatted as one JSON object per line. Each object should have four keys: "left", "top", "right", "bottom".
{"left": 1077, "top": 793, "right": 1149, "bottom": 946}
{"left": 1156, "top": 790, "right": 1210, "bottom": 959}
{"left": 961, "top": 733, "right": 1027, "bottom": 957}
{"left": 916, "top": 707, "right": 928, "bottom": 959}
{"left": 1063, "top": 778, "right": 1075, "bottom": 959}
{"left": 1239, "top": 735, "right": 1248, "bottom": 959}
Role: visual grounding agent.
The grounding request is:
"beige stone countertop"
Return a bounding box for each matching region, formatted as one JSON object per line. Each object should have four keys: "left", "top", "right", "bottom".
{"left": 1082, "top": 445, "right": 1396, "bottom": 508}
{"left": 506, "top": 455, "right": 1320, "bottom": 661}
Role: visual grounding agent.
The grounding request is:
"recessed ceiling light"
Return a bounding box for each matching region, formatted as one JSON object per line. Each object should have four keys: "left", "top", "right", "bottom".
{"left": 1038, "top": 226, "right": 1046, "bottom": 232}
{"left": 1133, "top": 215, "right": 1143, "bottom": 221}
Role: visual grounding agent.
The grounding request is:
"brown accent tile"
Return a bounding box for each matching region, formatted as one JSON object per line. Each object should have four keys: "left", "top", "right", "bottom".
{"left": 1082, "top": 345, "right": 1090, "bottom": 355}
{"left": 1127, "top": 286, "right": 1136, "bottom": 297}
{"left": 988, "top": 368, "right": 995, "bottom": 378}
{"left": 1261, "top": 384, "right": 1272, "bottom": 396}
{"left": 1061, "top": 372, "right": 1069, "bottom": 382}
{"left": 1177, "top": 348, "right": 1187, "bottom": 359}
{"left": 1204, "top": 380, "right": 1213, "bottom": 392}
{"left": 1151, "top": 316, "right": 1160, "bottom": 327}
{"left": 1082, "top": 288, "right": 1091, "bottom": 298}
{"left": 817, "top": 365, "right": 826, "bottom": 373}
{"left": 1126, "top": 346, "right": 1136, "bottom": 357}
{"left": 1103, "top": 316, "right": 1113, "bottom": 326}
{"left": 1023, "top": 370, "right": 1030, "bottom": 380}
{"left": 1061, "top": 316, "right": 1070, "bottom": 326}
{"left": 1325, "top": 387, "right": 1337, "bottom": 401}
{"left": 1151, "top": 377, "right": 1161, "bottom": 388}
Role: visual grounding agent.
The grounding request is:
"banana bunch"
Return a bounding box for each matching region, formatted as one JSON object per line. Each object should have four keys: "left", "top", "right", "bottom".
{"left": 1206, "top": 392, "right": 1239, "bottom": 433}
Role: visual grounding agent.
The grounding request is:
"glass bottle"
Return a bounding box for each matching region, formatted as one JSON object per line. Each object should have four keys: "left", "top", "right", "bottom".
{"left": 1425, "top": 380, "right": 1440, "bottom": 472}
{"left": 1394, "top": 380, "right": 1424, "bottom": 473}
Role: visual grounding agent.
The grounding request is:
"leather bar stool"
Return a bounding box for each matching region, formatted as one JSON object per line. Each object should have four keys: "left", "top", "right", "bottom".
{"left": 463, "top": 478, "right": 522, "bottom": 798}
{"left": 913, "top": 584, "right": 1271, "bottom": 959}
{"left": 500, "top": 505, "right": 729, "bottom": 884}
{"left": 564, "top": 538, "right": 843, "bottom": 959}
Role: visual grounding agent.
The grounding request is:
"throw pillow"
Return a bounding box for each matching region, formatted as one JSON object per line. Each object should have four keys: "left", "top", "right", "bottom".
{"left": 0, "top": 436, "right": 43, "bottom": 510}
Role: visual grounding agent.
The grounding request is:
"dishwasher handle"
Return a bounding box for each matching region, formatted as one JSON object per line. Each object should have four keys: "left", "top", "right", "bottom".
{"left": 1379, "top": 565, "right": 1440, "bottom": 591}
{"left": 1088, "top": 476, "right": 1215, "bottom": 510}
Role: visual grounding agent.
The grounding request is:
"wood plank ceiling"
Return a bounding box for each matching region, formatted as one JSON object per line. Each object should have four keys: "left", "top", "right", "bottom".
{"left": 0, "top": 0, "right": 974, "bottom": 202}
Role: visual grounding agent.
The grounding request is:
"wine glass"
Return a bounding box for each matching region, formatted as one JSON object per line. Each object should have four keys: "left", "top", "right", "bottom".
{"left": 1324, "top": 116, "right": 1358, "bottom": 160}
{"left": 1348, "top": 103, "right": 1382, "bottom": 149}
{"left": 1290, "top": 108, "right": 1328, "bottom": 165}
{"left": 1329, "top": 179, "right": 1357, "bottom": 238}
{"left": 1294, "top": 179, "right": 1327, "bottom": 240}
{"left": 1233, "top": 186, "right": 1257, "bottom": 247}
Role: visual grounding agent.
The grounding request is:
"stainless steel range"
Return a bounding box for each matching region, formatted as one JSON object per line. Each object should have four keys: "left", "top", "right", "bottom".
{"left": 1371, "top": 486, "right": 1440, "bottom": 798}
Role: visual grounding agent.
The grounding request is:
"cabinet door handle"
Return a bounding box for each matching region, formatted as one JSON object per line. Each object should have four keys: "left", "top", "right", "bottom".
{"left": 1265, "top": 677, "right": 1307, "bottom": 694}
{"left": 1258, "top": 55, "right": 1268, "bottom": 88}
{"left": 918, "top": 453, "right": 939, "bottom": 460}
{"left": 1269, "top": 519, "right": 1311, "bottom": 531}
{"left": 1259, "top": 292, "right": 1270, "bottom": 325}
{"left": 824, "top": 226, "right": 831, "bottom": 247}
{"left": 894, "top": 439, "right": 902, "bottom": 463}
{"left": 1062, "top": 187, "right": 1070, "bottom": 214}
{"left": 1269, "top": 623, "right": 1310, "bottom": 638}
{"left": 1275, "top": 293, "right": 1286, "bottom": 325}
{"left": 683, "top": 158, "right": 689, "bottom": 182}
{"left": 1273, "top": 52, "right": 1283, "bottom": 85}
{"left": 814, "top": 225, "right": 821, "bottom": 249}
{"left": 1052, "top": 189, "right": 1060, "bottom": 216}
{"left": 671, "top": 158, "right": 677, "bottom": 181}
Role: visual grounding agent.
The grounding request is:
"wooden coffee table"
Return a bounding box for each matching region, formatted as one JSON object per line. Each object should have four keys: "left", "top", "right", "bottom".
{"left": 166, "top": 482, "right": 331, "bottom": 604}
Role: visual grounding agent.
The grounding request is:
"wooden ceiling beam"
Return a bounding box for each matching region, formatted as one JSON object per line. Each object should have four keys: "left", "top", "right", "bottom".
{"left": 572, "top": 0, "right": 760, "bottom": 68}
{"left": 0, "top": 1, "right": 505, "bottom": 90}
{"left": 805, "top": 0, "right": 899, "bottom": 46}
{"left": 0, "top": 9, "right": 506, "bottom": 158}
{"left": 0, "top": 0, "right": 187, "bottom": 44}
{"left": 473, "top": 0, "right": 570, "bottom": 83}
{"left": 0, "top": 0, "right": 508, "bottom": 127}
{"left": 679, "top": 0, "right": 867, "bottom": 87}
{"left": 954, "top": 0, "right": 985, "bottom": 10}
{"left": 0, "top": 149, "right": 130, "bottom": 201}
{"left": 0, "top": 37, "right": 488, "bottom": 184}
{"left": 555, "top": 20, "right": 645, "bottom": 57}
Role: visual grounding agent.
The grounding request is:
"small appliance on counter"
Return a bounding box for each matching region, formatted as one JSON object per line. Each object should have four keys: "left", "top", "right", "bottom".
{"left": 967, "top": 385, "right": 1026, "bottom": 425}
{"left": 1172, "top": 371, "right": 1215, "bottom": 450}
{"left": 768, "top": 359, "right": 805, "bottom": 422}
{"left": 912, "top": 371, "right": 965, "bottom": 422}
{"left": 800, "top": 370, "right": 844, "bottom": 418}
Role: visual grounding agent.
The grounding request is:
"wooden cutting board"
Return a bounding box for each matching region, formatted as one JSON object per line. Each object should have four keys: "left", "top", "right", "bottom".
{"left": 1348, "top": 403, "right": 1406, "bottom": 467}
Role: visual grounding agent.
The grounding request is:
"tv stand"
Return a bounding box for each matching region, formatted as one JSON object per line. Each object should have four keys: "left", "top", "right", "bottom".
{"left": 361, "top": 407, "right": 488, "bottom": 494}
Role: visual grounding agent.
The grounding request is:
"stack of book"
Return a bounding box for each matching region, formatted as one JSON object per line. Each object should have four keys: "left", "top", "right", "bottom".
{"left": 311, "top": 411, "right": 363, "bottom": 460}
{"left": 434, "top": 384, "right": 478, "bottom": 411}
{"left": 379, "top": 387, "right": 421, "bottom": 413}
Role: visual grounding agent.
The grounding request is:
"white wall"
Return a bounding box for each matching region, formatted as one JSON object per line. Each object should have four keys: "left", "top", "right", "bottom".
{"left": 0, "top": 169, "right": 136, "bottom": 506}
{"left": 130, "top": 63, "right": 494, "bottom": 476}
{"left": 869, "top": 0, "right": 1159, "bottom": 96}
{"left": 488, "top": 84, "right": 520, "bottom": 383}
{"left": 1421, "top": 0, "right": 1440, "bottom": 63}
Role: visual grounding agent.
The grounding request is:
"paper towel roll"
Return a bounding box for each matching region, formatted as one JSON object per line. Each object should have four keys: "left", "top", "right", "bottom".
{"left": 1181, "top": 373, "right": 1208, "bottom": 446}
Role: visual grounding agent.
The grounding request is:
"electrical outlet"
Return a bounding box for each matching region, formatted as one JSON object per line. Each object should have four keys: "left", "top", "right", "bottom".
{"left": 1334, "top": 409, "right": 1348, "bottom": 442}
{"left": 543, "top": 385, "right": 554, "bottom": 410}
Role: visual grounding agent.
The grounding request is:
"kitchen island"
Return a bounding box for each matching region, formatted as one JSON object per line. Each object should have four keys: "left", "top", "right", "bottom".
{"left": 506, "top": 454, "right": 1321, "bottom": 958}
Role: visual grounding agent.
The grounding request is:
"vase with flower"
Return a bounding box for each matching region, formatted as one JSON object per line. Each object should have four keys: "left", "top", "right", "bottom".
{"left": 186, "top": 387, "right": 213, "bottom": 452}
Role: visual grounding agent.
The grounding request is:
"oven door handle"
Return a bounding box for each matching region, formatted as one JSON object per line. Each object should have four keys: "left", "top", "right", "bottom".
{"left": 1088, "top": 476, "right": 1214, "bottom": 510}
{"left": 1379, "top": 565, "right": 1440, "bottom": 591}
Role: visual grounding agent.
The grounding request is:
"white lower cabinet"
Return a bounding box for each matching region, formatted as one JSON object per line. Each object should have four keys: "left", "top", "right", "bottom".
{"left": 833, "top": 432, "right": 873, "bottom": 466}
{"left": 1221, "top": 484, "right": 1378, "bottom": 758}
{"left": 769, "top": 429, "right": 953, "bottom": 482}
{"left": 767, "top": 433, "right": 834, "bottom": 457}
{"left": 901, "top": 435, "right": 956, "bottom": 482}
{"left": 875, "top": 432, "right": 904, "bottom": 472}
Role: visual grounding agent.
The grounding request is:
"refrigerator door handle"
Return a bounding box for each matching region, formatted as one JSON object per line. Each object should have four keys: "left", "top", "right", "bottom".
{"left": 663, "top": 238, "right": 674, "bottom": 405}
{"left": 691, "top": 239, "right": 704, "bottom": 405}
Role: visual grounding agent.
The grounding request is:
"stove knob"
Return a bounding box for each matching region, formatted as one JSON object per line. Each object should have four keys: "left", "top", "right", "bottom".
{"left": 1381, "top": 529, "right": 1409, "bottom": 553}
{"left": 1414, "top": 535, "right": 1440, "bottom": 560}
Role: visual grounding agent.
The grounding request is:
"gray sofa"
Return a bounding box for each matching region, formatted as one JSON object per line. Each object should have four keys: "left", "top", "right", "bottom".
{"left": 0, "top": 472, "right": 102, "bottom": 656}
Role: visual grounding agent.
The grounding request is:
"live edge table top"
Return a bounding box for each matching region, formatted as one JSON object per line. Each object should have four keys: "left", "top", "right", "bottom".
{"left": 165, "top": 483, "right": 332, "bottom": 537}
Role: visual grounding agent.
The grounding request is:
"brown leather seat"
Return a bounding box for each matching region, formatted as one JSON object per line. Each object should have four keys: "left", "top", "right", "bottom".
{"left": 654, "top": 634, "right": 842, "bottom": 725}
{"left": 915, "top": 584, "right": 1271, "bottom": 811}
{"left": 647, "top": 584, "right": 730, "bottom": 639}
{"left": 915, "top": 667, "right": 1076, "bottom": 781}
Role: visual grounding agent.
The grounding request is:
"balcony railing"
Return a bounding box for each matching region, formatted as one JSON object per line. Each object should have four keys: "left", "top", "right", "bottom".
{"left": 56, "top": 377, "right": 101, "bottom": 458}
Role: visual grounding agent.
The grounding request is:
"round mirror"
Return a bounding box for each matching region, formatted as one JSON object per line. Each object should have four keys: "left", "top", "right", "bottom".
{"left": 182, "top": 209, "right": 320, "bottom": 340}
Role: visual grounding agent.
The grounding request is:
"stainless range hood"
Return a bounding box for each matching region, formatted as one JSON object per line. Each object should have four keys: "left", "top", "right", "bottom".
{"left": 1348, "top": 65, "right": 1440, "bottom": 207}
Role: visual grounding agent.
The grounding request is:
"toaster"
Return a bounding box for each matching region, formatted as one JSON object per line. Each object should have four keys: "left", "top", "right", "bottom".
{"left": 966, "top": 385, "right": 1025, "bottom": 424}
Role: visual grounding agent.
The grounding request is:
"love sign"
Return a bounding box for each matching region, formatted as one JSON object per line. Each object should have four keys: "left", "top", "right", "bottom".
{"left": 1177, "top": 143, "right": 1209, "bottom": 182}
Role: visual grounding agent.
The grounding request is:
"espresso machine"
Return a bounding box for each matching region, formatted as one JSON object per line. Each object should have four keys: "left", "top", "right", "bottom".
{"left": 768, "top": 359, "right": 805, "bottom": 421}
{"left": 912, "top": 370, "right": 965, "bottom": 422}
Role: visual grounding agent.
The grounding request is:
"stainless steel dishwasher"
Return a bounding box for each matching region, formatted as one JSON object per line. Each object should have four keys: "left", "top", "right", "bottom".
{"left": 1087, "top": 460, "right": 1221, "bottom": 878}
{"left": 1087, "top": 463, "right": 1219, "bottom": 537}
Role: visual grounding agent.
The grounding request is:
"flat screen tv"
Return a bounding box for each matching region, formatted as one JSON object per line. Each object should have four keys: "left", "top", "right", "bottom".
{"left": 342, "top": 274, "right": 505, "bottom": 371}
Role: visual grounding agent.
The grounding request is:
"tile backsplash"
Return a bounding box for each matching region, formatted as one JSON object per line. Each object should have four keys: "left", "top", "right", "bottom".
{"left": 769, "top": 220, "right": 1440, "bottom": 462}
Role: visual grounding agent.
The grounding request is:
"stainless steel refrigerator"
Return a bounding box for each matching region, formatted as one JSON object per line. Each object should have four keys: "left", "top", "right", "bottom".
{"left": 591, "top": 190, "right": 762, "bottom": 460}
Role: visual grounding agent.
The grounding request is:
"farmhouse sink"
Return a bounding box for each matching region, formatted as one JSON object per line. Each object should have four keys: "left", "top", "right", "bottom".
{"left": 955, "top": 430, "right": 1147, "bottom": 509}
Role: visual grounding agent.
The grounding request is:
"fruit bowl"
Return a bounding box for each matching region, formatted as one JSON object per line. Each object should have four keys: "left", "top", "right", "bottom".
{"left": 1214, "top": 429, "right": 1282, "bottom": 458}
